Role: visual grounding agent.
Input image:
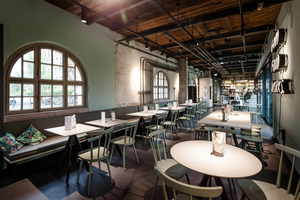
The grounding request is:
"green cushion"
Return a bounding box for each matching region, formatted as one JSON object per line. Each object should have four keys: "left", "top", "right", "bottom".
{"left": 149, "top": 106, "right": 155, "bottom": 110}
{"left": 17, "top": 124, "right": 47, "bottom": 145}
{"left": 0, "top": 132, "right": 23, "bottom": 153}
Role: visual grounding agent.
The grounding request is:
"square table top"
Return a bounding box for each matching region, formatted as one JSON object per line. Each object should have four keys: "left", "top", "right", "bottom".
{"left": 126, "top": 110, "right": 167, "bottom": 118}
{"left": 85, "top": 118, "right": 129, "bottom": 128}
{"left": 197, "top": 110, "right": 251, "bottom": 129}
{"left": 44, "top": 123, "right": 101, "bottom": 137}
{"left": 159, "top": 106, "right": 186, "bottom": 111}
{"left": 179, "top": 103, "right": 199, "bottom": 107}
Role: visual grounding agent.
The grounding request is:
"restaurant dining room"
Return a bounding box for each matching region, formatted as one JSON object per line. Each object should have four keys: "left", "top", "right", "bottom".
{"left": 1, "top": 0, "right": 300, "bottom": 199}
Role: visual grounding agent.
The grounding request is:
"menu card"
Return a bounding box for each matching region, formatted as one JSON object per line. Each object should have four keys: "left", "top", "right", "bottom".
{"left": 185, "top": 100, "right": 188, "bottom": 105}
{"left": 168, "top": 102, "right": 172, "bottom": 109}
{"left": 173, "top": 102, "right": 177, "bottom": 107}
{"left": 155, "top": 104, "right": 159, "bottom": 111}
{"left": 101, "top": 112, "right": 106, "bottom": 123}
{"left": 189, "top": 99, "right": 193, "bottom": 104}
{"left": 144, "top": 106, "right": 148, "bottom": 114}
{"left": 65, "top": 116, "right": 72, "bottom": 130}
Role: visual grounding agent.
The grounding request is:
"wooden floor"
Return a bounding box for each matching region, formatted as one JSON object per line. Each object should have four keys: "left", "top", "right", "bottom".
{"left": 0, "top": 105, "right": 298, "bottom": 200}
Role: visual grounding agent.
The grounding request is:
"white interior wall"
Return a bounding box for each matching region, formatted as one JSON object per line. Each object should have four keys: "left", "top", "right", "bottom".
{"left": 199, "top": 78, "right": 213, "bottom": 107}
{"left": 114, "top": 33, "right": 178, "bottom": 108}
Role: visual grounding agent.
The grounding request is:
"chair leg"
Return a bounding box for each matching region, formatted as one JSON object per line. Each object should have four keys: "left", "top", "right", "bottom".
{"left": 241, "top": 192, "right": 246, "bottom": 200}
{"left": 228, "top": 178, "right": 234, "bottom": 200}
{"left": 106, "top": 158, "right": 113, "bottom": 183}
{"left": 123, "top": 146, "right": 126, "bottom": 171}
{"left": 133, "top": 144, "right": 139, "bottom": 163}
{"left": 88, "top": 162, "right": 92, "bottom": 195}
{"left": 170, "top": 126, "right": 173, "bottom": 141}
{"left": 257, "top": 143, "right": 264, "bottom": 164}
{"left": 145, "top": 129, "right": 150, "bottom": 145}
{"left": 151, "top": 175, "right": 159, "bottom": 200}
{"left": 77, "top": 160, "right": 83, "bottom": 183}
{"left": 109, "top": 144, "right": 115, "bottom": 164}
{"left": 185, "top": 173, "right": 190, "bottom": 184}
{"left": 98, "top": 161, "right": 101, "bottom": 174}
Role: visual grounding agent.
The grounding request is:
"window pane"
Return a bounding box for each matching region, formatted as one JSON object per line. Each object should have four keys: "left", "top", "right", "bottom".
{"left": 41, "top": 85, "right": 51, "bottom": 96}
{"left": 10, "top": 84, "right": 21, "bottom": 96}
{"left": 23, "top": 97, "right": 34, "bottom": 110}
{"left": 23, "top": 51, "right": 34, "bottom": 62}
{"left": 76, "top": 86, "right": 82, "bottom": 95}
{"left": 23, "top": 84, "right": 34, "bottom": 96}
{"left": 68, "top": 96, "right": 74, "bottom": 106}
{"left": 41, "top": 97, "right": 51, "bottom": 108}
{"left": 9, "top": 97, "right": 21, "bottom": 111}
{"left": 53, "top": 96, "right": 63, "bottom": 107}
{"left": 68, "top": 58, "right": 75, "bottom": 67}
{"left": 53, "top": 66, "right": 63, "bottom": 80}
{"left": 154, "top": 94, "right": 157, "bottom": 99}
{"left": 159, "top": 94, "right": 163, "bottom": 99}
{"left": 53, "top": 85, "right": 63, "bottom": 95}
{"left": 164, "top": 80, "right": 168, "bottom": 86}
{"left": 68, "top": 85, "right": 74, "bottom": 95}
{"left": 76, "top": 67, "right": 82, "bottom": 81}
{"left": 41, "top": 64, "right": 51, "bottom": 79}
{"left": 53, "top": 51, "right": 62, "bottom": 66}
{"left": 23, "top": 62, "right": 34, "bottom": 78}
{"left": 10, "top": 58, "right": 22, "bottom": 78}
{"left": 159, "top": 88, "right": 163, "bottom": 94}
{"left": 164, "top": 88, "right": 168, "bottom": 98}
{"left": 159, "top": 79, "right": 163, "bottom": 86}
{"left": 76, "top": 96, "right": 82, "bottom": 105}
{"left": 159, "top": 72, "right": 163, "bottom": 78}
{"left": 68, "top": 67, "right": 75, "bottom": 81}
{"left": 41, "top": 49, "right": 51, "bottom": 64}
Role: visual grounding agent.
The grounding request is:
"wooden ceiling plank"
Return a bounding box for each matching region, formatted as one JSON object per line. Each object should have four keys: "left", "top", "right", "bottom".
{"left": 122, "top": 0, "right": 291, "bottom": 41}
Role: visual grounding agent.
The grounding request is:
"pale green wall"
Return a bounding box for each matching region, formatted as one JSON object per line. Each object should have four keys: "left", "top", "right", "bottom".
{"left": 264, "top": 0, "right": 300, "bottom": 172}
{"left": 0, "top": 0, "right": 115, "bottom": 111}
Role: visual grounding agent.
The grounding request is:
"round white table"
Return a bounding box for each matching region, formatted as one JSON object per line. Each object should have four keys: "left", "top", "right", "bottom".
{"left": 171, "top": 141, "right": 262, "bottom": 199}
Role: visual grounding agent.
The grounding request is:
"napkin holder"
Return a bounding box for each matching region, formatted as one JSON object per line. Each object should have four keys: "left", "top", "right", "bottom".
{"left": 101, "top": 112, "right": 106, "bottom": 123}
{"left": 173, "top": 102, "right": 177, "bottom": 107}
{"left": 111, "top": 110, "right": 116, "bottom": 121}
{"left": 144, "top": 106, "right": 148, "bottom": 114}
{"left": 168, "top": 103, "right": 172, "bottom": 109}
{"left": 221, "top": 106, "right": 228, "bottom": 122}
{"left": 155, "top": 104, "right": 159, "bottom": 111}
{"left": 212, "top": 131, "right": 226, "bottom": 157}
{"left": 185, "top": 100, "right": 188, "bottom": 105}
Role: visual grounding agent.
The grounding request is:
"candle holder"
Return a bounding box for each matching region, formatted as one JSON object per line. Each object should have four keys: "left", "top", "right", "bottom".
{"left": 212, "top": 131, "right": 226, "bottom": 157}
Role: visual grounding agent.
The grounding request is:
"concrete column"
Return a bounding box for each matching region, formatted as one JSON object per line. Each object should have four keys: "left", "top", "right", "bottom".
{"left": 178, "top": 58, "right": 187, "bottom": 104}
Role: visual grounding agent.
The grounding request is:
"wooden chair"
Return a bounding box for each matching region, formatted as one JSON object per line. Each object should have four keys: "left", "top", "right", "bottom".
{"left": 178, "top": 107, "right": 194, "bottom": 131}
{"left": 155, "top": 165, "right": 223, "bottom": 200}
{"left": 238, "top": 143, "right": 300, "bottom": 200}
{"left": 77, "top": 127, "right": 114, "bottom": 195}
{"left": 145, "top": 113, "right": 167, "bottom": 144}
{"left": 149, "top": 129, "right": 190, "bottom": 200}
{"left": 162, "top": 111, "right": 178, "bottom": 140}
{"left": 109, "top": 120, "right": 139, "bottom": 171}
{"left": 195, "top": 102, "right": 204, "bottom": 120}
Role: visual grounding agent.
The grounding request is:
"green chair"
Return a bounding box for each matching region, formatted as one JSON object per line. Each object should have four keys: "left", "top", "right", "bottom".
{"left": 145, "top": 113, "right": 167, "bottom": 144}
{"left": 178, "top": 107, "right": 194, "bottom": 131}
{"left": 155, "top": 165, "right": 222, "bottom": 200}
{"left": 109, "top": 120, "right": 139, "bottom": 171}
{"left": 77, "top": 127, "right": 114, "bottom": 195}
{"left": 162, "top": 111, "right": 178, "bottom": 140}
{"left": 149, "top": 129, "right": 191, "bottom": 200}
{"left": 195, "top": 102, "right": 204, "bottom": 120}
{"left": 194, "top": 127, "right": 209, "bottom": 140}
{"left": 238, "top": 143, "right": 300, "bottom": 200}
{"left": 241, "top": 135, "right": 264, "bottom": 164}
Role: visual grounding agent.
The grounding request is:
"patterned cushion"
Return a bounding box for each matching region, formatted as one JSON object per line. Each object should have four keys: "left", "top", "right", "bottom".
{"left": 17, "top": 124, "right": 47, "bottom": 145}
{"left": 0, "top": 132, "right": 23, "bottom": 153}
{"left": 149, "top": 106, "right": 155, "bottom": 110}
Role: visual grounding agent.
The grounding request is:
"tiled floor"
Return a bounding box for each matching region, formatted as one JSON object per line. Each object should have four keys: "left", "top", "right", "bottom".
{"left": 0, "top": 105, "right": 298, "bottom": 200}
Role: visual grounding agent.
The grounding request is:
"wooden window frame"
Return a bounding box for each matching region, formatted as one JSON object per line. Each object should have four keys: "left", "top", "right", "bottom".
{"left": 4, "top": 43, "right": 86, "bottom": 116}
{"left": 154, "top": 71, "right": 169, "bottom": 100}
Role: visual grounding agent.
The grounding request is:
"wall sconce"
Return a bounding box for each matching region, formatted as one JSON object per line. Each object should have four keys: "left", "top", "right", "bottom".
{"left": 81, "top": 7, "right": 87, "bottom": 23}
{"left": 271, "top": 29, "right": 286, "bottom": 52}
{"left": 271, "top": 54, "right": 288, "bottom": 73}
{"left": 212, "top": 131, "right": 226, "bottom": 157}
{"left": 271, "top": 79, "right": 292, "bottom": 94}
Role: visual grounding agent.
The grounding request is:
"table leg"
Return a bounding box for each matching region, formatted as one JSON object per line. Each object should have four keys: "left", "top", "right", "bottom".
{"left": 199, "top": 175, "right": 229, "bottom": 200}
{"left": 66, "top": 136, "right": 73, "bottom": 184}
{"left": 54, "top": 136, "right": 72, "bottom": 175}
{"left": 73, "top": 135, "right": 89, "bottom": 172}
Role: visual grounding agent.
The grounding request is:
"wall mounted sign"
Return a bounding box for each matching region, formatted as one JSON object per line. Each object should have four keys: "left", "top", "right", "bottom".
{"left": 271, "top": 29, "right": 286, "bottom": 52}
{"left": 271, "top": 79, "right": 292, "bottom": 94}
{"left": 271, "top": 54, "right": 288, "bottom": 73}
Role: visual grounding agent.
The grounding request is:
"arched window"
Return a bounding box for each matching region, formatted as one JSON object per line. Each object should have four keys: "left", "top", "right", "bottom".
{"left": 5, "top": 43, "right": 86, "bottom": 114}
{"left": 154, "top": 71, "right": 169, "bottom": 100}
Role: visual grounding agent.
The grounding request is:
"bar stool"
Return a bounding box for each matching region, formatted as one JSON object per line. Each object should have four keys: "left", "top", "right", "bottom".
{"left": 194, "top": 127, "right": 209, "bottom": 140}
{"left": 241, "top": 135, "right": 264, "bottom": 164}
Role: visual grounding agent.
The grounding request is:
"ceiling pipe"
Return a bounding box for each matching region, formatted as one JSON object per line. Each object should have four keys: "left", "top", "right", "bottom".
{"left": 68, "top": 0, "right": 184, "bottom": 59}
{"left": 153, "top": 0, "right": 228, "bottom": 75}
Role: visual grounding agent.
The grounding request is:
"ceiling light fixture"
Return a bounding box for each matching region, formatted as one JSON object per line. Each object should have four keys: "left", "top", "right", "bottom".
{"left": 257, "top": 1, "right": 264, "bottom": 10}
{"left": 81, "top": 7, "right": 87, "bottom": 23}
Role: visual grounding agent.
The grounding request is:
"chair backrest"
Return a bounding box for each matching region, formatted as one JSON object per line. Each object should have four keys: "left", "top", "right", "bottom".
{"left": 186, "top": 107, "right": 193, "bottom": 115}
{"left": 170, "top": 111, "right": 178, "bottom": 124}
{"left": 149, "top": 129, "right": 167, "bottom": 167}
{"left": 155, "top": 166, "right": 223, "bottom": 200}
{"left": 123, "top": 120, "right": 139, "bottom": 143}
{"left": 274, "top": 143, "right": 300, "bottom": 197}
{"left": 86, "top": 127, "right": 114, "bottom": 160}
{"left": 156, "top": 113, "right": 167, "bottom": 128}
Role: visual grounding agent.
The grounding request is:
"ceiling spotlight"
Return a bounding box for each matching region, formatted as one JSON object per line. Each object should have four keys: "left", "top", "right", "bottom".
{"left": 257, "top": 1, "right": 264, "bottom": 10}
{"left": 81, "top": 7, "right": 87, "bottom": 23}
{"left": 145, "top": 40, "right": 149, "bottom": 49}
